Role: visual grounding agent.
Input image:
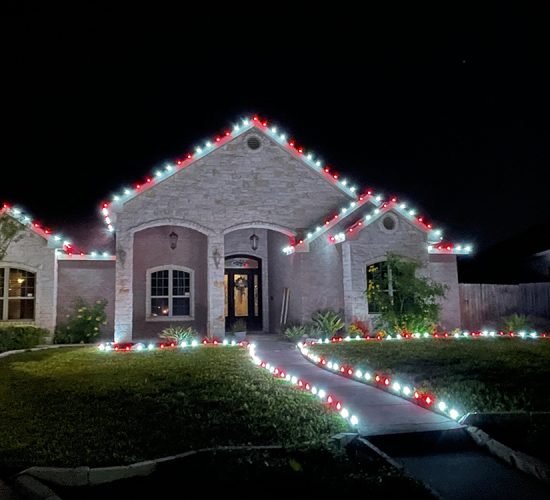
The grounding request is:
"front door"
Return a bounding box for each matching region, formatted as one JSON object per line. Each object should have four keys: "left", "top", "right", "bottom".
{"left": 224, "top": 256, "right": 262, "bottom": 331}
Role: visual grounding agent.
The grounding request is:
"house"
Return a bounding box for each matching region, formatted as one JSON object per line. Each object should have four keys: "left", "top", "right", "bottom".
{"left": 0, "top": 116, "right": 472, "bottom": 342}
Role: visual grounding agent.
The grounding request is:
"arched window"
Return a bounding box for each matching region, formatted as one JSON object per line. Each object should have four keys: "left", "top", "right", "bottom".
{"left": 0, "top": 267, "right": 36, "bottom": 321}
{"left": 366, "top": 261, "right": 394, "bottom": 314}
{"left": 146, "top": 266, "right": 194, "bottom": 320}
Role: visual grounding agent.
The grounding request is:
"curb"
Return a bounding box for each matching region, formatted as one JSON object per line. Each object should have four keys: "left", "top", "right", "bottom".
{"left": 466, "top": 426, "right": 550, "bottom": 484}
{"left": 0, "top": 344, "right": 87, "bottom": 359}
{"left": 19, "top": 445, "right": 288, "bottom": 487}
{"left": 15, "top": 474, "right": 62, "bottom": 500}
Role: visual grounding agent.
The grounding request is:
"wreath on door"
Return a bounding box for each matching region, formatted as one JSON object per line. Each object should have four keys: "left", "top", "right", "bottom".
{"left": 235, "top": 276, "right": 248, "bottom": 303}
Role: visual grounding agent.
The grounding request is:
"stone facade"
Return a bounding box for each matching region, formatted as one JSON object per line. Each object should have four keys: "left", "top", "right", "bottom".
{"left": 1, "top": 227, "right": 57, "bottom": 336}
{"left": 2, "top": 121, "right": 464, "bottom": 340}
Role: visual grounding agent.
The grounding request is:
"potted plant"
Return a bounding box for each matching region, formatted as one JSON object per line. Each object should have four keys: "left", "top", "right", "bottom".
{"left": 230, "top": 319, "right": 247, "bottom": 342}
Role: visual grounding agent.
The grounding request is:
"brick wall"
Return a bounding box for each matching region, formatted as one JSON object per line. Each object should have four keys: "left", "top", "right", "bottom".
{"left": 57, "top": 260, "right": 115, "bottom": 338}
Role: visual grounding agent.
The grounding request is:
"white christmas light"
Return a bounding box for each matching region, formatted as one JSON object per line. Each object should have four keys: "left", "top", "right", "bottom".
{"left": 147, "top": 343, "right": 155, "bottom": 350}
{"left": 291, "top": 376, "right": 298, "bottom": 384}
{"left": 402, "top": 386, "right": 411, "bottom": 396}
{"left": 318, "top": 389, "right": 326, "bottom": 399}
{"left": 340, "top": 408, "right": 350, "bottom": 419}
{"left": 392, "top": 382, "right": 401, "bottom": 392}
{"left": 355, "top": 369, "right": 363, "bottom": 378}
{"left": 364, "top": 372, "right": 371, "bottom": 381}
{"left": 438, "top": 402, "right": 447, "bottom": 412}
{"left": 350, "top": 415, "right": 359, "bottom": 426}
{"left": 191, "top": 340, "right": 198, "bottom": 347}
{"left": 449, "top": 409, "right": 459, "bottom": 420}
{"left": 350, "top": 186, "right": 356, "bottom": 192}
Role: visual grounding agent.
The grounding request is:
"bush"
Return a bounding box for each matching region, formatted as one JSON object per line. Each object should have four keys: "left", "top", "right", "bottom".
{"left": 312, "top": 310, "right": 344, "bottom": 337}
{"left": 159, "top": 325, "right": 198, "bottom": 343}
{"left": 347, "top": 319, "right": 371, "bottom": 337}
{"left": 54, "top": 298, "right": 108, "bottom": 344}
{"left": 501, "top": 313, "right": 530, "bottom": 332}
{"left": 500, "top": 314, "right": 550, "bottom": 332}
{"left": 283, "top": 324, "right": 309, "bottom": 342}
{"left": 0, "top": 325, "right": 48, "bottom": 352}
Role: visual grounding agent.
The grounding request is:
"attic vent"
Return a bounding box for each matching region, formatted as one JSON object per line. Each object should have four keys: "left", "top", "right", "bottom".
{"left": 382, "top": 215, "right": 396, "bottom": 231}
{"left": 247, "top": 136, "right": 261, "bottom": 150}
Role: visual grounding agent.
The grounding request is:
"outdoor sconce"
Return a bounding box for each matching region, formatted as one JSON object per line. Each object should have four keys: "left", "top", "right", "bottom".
{"left": 169, "top": 231, "right": 179, "bottom": 250}
{"left": 250, "top": 233, "right": 259, "bottom": 251}
{"left": 212, "top": 248, "right": 222, "bottom": 269}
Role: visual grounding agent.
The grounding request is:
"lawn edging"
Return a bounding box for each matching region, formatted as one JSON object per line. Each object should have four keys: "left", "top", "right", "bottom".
{"left": 466, "top": 425, "right": 550, "bottom": 484}
{"left": 17, "top": 441, "right": 352, "bottom": 488}
{"left": 0, "top": 344, "right": 87, "bottom": 359}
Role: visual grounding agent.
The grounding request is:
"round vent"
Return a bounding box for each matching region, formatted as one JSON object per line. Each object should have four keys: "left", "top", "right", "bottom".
{"left": 382, "top": 215, "right": 396, "bottom": 231}
{"left": 247, "top": 136, "right": 261, "bottom": 150}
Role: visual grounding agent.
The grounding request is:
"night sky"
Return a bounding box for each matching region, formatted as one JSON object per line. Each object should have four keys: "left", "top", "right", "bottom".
{"left": 2, "top": 18, "right": 549, "bottom": 267}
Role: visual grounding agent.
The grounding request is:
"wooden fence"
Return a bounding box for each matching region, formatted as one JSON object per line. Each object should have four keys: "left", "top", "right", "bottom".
{"left": 459, "top": 283, "right": 550, "bottom": 329}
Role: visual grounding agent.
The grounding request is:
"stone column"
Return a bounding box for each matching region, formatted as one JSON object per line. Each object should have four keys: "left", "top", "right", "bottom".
{"left": 207, "top": 232, "right": 225, "bottom": 339}
{"left": 342, "top": 241, "right": 368, "bottom": 322}
{"left": 114, "top": 230, "right": 133, "bottom": 342}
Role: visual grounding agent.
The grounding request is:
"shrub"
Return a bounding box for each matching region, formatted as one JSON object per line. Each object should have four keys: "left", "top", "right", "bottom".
{"left": 501, "top": 313, "right": 530, "bottom": 332}
{"left": 159, "top": 325, "right": 198, "bottom": 343}
{"left": 365, "top": 254, "right": 446, "bottom": 334}
{"left": 283, "top": 324, "right": 309, "bottom": 342}
{"left": 0, "top": 325, "right": 48, "bottom": 352}
{"left": 500, "top": 314, "right": 550, "bottom": 332}
{"left": 54, "top": 298, "right": 107, "bottom": 344}
{"left": 312, "top": 310, "right": 344, "bottom": 337}
{"left": 347, "top": 319, "right": 371, "bottom": 337}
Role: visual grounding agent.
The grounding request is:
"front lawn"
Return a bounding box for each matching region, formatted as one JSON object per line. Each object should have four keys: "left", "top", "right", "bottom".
{"left": 308, "top": 338, "right": 550, "bottom": 414}
{"left": 0, "top": 346, "right": 347, "bottom": 470}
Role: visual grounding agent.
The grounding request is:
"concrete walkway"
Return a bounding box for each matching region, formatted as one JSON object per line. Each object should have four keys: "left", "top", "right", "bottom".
{"left": 251, "top": 335, "right": 462, "bottom": 436}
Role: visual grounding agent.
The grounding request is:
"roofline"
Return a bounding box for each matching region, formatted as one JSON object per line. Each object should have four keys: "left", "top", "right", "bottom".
{"left": 1, "top": 203, "right": 113, "bottom": 260}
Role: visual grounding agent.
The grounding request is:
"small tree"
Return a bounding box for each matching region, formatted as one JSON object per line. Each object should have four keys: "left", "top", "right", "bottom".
{"left": 365, "top": 254, "right": 446, "bottom": 334}
{"left": 0, "top": 216, "right": 24, "bottom": 260}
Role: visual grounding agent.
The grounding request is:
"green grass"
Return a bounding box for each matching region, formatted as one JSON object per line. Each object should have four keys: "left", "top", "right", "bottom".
{"left": 309, "top": 339, "right": 550, "bottom": 413}
{"left": 0, "top": 347, "right": 347, "bottom": 470}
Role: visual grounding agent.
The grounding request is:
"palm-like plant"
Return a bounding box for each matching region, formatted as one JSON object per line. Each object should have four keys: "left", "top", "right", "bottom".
{"left": 312, "top": 311, "right": 344, "bottom": 337}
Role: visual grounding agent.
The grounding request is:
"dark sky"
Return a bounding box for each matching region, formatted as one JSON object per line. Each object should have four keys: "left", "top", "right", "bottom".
{"left": 2, "top": 16, "right": 549, "bottom": 254}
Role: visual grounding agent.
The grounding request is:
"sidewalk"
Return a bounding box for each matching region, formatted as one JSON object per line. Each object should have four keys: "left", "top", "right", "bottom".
{"left": 250, "top": 335, "right": 462, "bottom": 436}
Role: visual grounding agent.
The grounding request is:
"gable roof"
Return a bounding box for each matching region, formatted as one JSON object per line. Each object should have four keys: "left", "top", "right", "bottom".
{"left": 98, "top": 115, "right": 471, "bottom": 255}
{"left": 0, "top": 203, "right": 114, "bottom": 260}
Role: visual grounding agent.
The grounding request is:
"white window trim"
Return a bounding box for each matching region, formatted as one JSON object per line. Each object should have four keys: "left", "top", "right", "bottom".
{"left": 0, "top": 266, "right": 37, "bottom": 322}
{"left": 146, "top": 265, "right": 194, "bottom": 321}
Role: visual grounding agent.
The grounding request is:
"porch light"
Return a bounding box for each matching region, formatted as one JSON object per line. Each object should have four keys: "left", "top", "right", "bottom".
{"left": 250, "top": 233, "right": 259, "bottom": 251}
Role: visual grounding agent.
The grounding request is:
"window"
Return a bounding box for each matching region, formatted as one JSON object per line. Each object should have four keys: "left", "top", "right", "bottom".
{"left": 0, "top": 267, "right": 36, "bottom": 321}
{"left": 147, "top": 266, "right": 193, "bottom": 319}
{"left": 366, "top": 261, "right": 397, "bottom": 314}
